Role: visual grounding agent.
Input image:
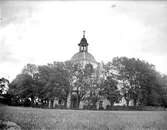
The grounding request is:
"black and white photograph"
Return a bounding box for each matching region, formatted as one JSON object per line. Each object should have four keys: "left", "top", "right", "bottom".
{"left": 0, "top": 0, "right": 167, "bottom": 129}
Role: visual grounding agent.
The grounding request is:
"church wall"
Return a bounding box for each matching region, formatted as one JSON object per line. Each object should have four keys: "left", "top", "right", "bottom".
{"left": 96, "top": 99, "right": 111, "bottom": 110}
{"left": 79, "top": 101, "right": 84, "bottom": 109}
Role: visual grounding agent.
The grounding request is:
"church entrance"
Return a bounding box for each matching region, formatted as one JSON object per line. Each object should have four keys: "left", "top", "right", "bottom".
{"left": 71, "top": 92, "right": 79, "bottom": 109}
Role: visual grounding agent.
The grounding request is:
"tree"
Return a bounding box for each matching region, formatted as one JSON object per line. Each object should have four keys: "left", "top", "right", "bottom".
{"left": 8, "top": 64, "right": 40, "bottom": 106}
{"left": 63, "top": 61, "right": 86, "bottom": 108}
{"left": 99, "top": 75, "right": 120, "bottom": 106}
{"left": 112, "top": 57, "right": 163, "bottom": 106}
{"left": 22, "top": 64, "right": 38, "bottom": 78}
{"left": 81, "top": 64, "right": 99, "bottom": 107}
{"left": 153, "top": 74, "right": 167, "bottom": 107}
{"left": 0, "top": 77, "right": 9, "bottom": 95}
{"left": 0, "top": 77, "right": 10, "bottom": 105}
{"left": 9, "top": 73, "right": 37, "bottom": 106}
{"left": 38, "top": 62, "right": 70, "bottom": 108}
{"left": 64, "top": 62, "right": 100, "bottom": 109}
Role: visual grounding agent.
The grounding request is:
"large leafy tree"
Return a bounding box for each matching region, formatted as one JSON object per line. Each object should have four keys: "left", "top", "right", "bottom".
{"left": 38, "top": 62, "right": 70, "bottom": 107}
{"left": 64, "top": 62, "right": 99, "bottom": 108}
{"left": 81, "top": 64, "right": 99, "bottom": 107}
{"left": 112, "top": 57, "right": 164, "bottom": 106}
{"left": 9, "top": 64, "right": 40, "bottom": 106}
{"left": 63, "top": 61, "right": 84, "bottom": 108}
{"left": 100, "top": 76, "right": 120, "bottom": 106}
{"left": 65, "top": 63, "right": 93, "bottom": 108}
{"left": 9, "top": 73, "right": 37, "bottom": 106}
{"left": 98, "top": 62, "right": 121, "bottom": 107}
{"left": 154, "top": 74, "right": 167, "bottom": 107}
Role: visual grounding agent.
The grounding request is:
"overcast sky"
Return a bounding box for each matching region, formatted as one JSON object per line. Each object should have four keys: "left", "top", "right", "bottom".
{"left": 0, "top": 1, "right": 167, "bottom": 81}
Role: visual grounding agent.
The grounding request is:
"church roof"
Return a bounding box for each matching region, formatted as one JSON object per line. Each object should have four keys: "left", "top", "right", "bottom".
{"left": 78, "top": 37, "right": 88, "bottom": 46}
{"left": 71, "top": 51, "right": 97, "bottom": 64}
{"left": 78, "top": 30, "right": 88, "bottom": 46}
{"left": 71, "top": 31, "right": 97, "bottom": 66}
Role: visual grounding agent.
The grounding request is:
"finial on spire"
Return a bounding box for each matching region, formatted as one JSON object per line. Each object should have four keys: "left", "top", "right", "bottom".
{"left": 83, "top": 30, "right": 85, "bottom": 38}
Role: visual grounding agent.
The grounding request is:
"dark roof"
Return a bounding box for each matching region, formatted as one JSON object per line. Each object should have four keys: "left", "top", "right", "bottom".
{"left": 78, "top": 37, "right": 88, "bottom": 46}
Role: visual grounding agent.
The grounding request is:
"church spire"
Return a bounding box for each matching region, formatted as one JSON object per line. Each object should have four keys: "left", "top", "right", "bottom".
{"left": 83, "top": 30, "right": 85, "bottom": 38}
{"left": 78, "top": 30, "right": 88, "bottom": 52}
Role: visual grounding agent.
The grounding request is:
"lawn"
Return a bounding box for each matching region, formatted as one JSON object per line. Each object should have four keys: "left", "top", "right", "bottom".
{"left": 0, "top": 105, "right": 167, "bottom": 130}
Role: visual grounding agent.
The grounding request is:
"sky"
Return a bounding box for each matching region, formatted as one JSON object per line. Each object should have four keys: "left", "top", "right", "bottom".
{"left": 0, "top": 1, "right": 167, "bottom": 81}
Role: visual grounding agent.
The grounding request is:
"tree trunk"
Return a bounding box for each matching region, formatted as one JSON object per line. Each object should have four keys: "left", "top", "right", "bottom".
{"left": 77, "top": 96, "right": 81, "bottom": 109}
{"left": 48, "top": 100, "right": 52, "bottom": 108}
{"left": 67, "top": 93, "right": 71, "bottom": 109}
{"left": 126, "top": 99, "right": 129, "bottom": 107}
{"left": 64, "top": 98, "right": 67, "bottom": 108}
{"left": 134, "top": 99, "right": 137, "bottom": 106}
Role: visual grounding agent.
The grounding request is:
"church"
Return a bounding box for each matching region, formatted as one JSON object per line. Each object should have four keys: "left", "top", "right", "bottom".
{"left": 66, "top": 31, "right": 111, "bottom": 109}
{"left": 50, "top": 31, "right": 126, "bottom": 109}
{"left": 71, "top": 31, "right": 98, "bottom": 68}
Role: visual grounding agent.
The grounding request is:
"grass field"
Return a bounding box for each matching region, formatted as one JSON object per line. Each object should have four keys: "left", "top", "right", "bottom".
{"left": 0, "top": 105, "right": 167, "bottom": 130}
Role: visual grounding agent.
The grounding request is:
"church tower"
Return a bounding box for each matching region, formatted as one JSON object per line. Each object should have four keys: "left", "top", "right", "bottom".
{"left": 71, "top": 31, "right": 97, "bottom": 68}
{"left": 78, "top": 31, "right": 88, "bottom": 52}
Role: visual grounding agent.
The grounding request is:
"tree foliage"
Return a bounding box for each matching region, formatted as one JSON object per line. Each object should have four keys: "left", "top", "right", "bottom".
{"left": 8, "top": 57, "right": 167, "bottom": 108}
{"left": 0, "top": 77, "right": 9, "bottom": 95}
{"left": 112, "top": 57, "right": 164, "bottom": 106}
{"left": 38, "top": 62, "right": 70, "bottom": 106}
{"left": 100, "top": 76, "right": 120, "bottom": 106}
